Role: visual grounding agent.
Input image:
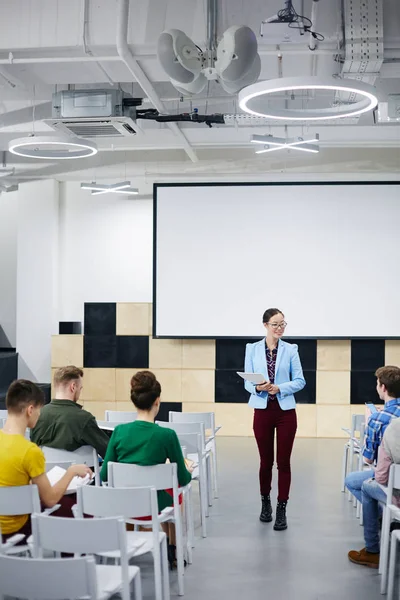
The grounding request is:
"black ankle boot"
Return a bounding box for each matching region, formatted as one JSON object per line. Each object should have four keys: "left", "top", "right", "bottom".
{"left": 260, "top": 494, "right": 273, "bottom": 523}
{"left": 274, "top": 501, "right": 288, "bottom": 531}
{"left": 167, "top": 544, "right": 177, "bottom": 570}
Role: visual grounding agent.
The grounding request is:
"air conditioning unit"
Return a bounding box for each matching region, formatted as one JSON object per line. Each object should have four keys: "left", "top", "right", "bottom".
{"left": 43, "top": 89, "right": 141, "bottom": 137}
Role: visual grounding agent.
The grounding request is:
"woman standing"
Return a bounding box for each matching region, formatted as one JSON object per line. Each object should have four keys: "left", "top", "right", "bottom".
{"left": 244, "top": 308, "right": 306, "bottom": 531}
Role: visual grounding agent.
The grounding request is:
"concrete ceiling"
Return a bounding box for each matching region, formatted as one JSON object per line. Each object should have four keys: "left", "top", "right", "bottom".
{"left": 0, "top": 0, "right": 399, "bottom": 187}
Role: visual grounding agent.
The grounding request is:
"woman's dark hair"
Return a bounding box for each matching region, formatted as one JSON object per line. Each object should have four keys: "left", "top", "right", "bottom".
{"left": 262, "top": 308, "right": 284, "bottom": 324}
{"left": 130, "top": 370, "right": 161, "bottom": 410}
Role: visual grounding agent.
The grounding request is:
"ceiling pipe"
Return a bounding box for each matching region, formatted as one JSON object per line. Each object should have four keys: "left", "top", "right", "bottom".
{"left": 115, "top": 0, "right": 198, "bottom": 163}
{"left": 309, "top": 0, "right": 319, "bottom": 51}
{"left": 82, "top": 0, "right": 115, "bottom": 86}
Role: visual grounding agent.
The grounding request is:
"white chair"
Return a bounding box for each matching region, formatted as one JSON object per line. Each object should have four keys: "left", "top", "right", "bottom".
{"left": 0, "top": 484, "right": 59, "bottom": 556}
{"left": 105, "top": 410, "right": 138, "bottom": 423}
{"left": 387, "top": 527, "right": 400, "bottom": 600}
{"left": 158, "top": 420, "right": 212, "bottom": 514}
{"left": 31, "top": 513, "right": 142, "bottom": 600}
{"left": 0, "top": 409, "right": 7, "bottom": 419}
{"left": 96, "top": 419, "right": 121, "bottom": 431}
{"left": 41, "top": 445, "right": 100, "bottom": 486}
{"left": 169, "top": 410, "right": 221, "bottom": 499}
{"left": 109, "top": 461, "right": 192, "bottom": 596}
{"left": 379, "top": 464, "right": 400, "bottom": 594}
{"left": 0, "top": 553, "right": 99, "bottom": 600}
{"left": 76, "top": 484, "right": 170, "bottom": 600}
{"left": 341, "top": 414, "right": 365, "bottom": 496}
{"left": 0, "top": 418, "right": 5, "bottom": 429}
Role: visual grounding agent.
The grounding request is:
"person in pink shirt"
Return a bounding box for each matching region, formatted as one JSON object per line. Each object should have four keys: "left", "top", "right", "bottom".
{"left": 348, "top": 417, "right": 400, "bottom": 568}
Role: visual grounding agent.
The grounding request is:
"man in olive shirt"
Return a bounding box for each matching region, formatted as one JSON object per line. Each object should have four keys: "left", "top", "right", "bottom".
{"left": 31, "top": 366, "right": 109, "bottom": 458}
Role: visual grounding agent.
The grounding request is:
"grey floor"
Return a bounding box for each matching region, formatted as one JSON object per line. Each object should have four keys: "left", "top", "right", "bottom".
{"left": 139, "top": 437, "right": 381, "bottom": 600}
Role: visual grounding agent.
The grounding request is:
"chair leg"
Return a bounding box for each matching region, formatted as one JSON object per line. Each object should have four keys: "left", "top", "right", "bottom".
{"left": 187, "top": 485, "right": 195, "bottom": 551}
{"left": 153, "top": 541, "right": 164, "bottom": 600}
{"left": 206, "top": 454, "right": 213, "bottom": 508}
{"left": 133, "top": 571, "right": 143, "bottom": 600}
{"left": 175, "top": 510, "right": 185, "bottom": 596}
{"left": 359, "top": 502, "right": 364, "bottom": 526}
{"left": 387, "top": 531, "right": 399, "bottom": 600}
{"left": 380, "top": 507, "right": 392, "bottom": 593}
{"left": 161, "top": 535, "right": 171, "bottom": 600}
{"left": 211, "top": 440, "right": 219, "bottom": 499}
{"left": 198, "top": 467, "right": 208, "bottom": 538}
{"left": 341, "top": 445, "right": 348, "bottom": 493}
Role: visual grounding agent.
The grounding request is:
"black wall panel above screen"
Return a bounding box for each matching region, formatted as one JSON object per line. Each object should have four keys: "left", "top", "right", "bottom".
{"left": 59, "top": 322, "right": 82, "bottom": 334}
{"left": 215, "top": 370, "right": 249, "bottom": 403}
{"left": 116, "top": 336, "right": 149, "bottom": 369}
{"left": 351, "top": 370, "right": 381, "bottom": 404}
{"left": 84, "top": 335, "right": 117, "bottom": 368}
{"left": 84, "top": 303, "right": 116, "bottom": 336}
{"left": 296, "top": 370, "right": 316, "bottom": 404}
{"left": 284, "top": 339, "right": 317, "bottom": 371}
{"left": 157, "top": 402, "right": 182, "bottom": 422}
{"left": 351, "top": 339, "right": 385, "bottom": 372}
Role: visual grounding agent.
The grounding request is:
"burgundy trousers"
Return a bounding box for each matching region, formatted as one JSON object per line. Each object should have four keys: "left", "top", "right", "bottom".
{"left": 253, "top": 401, "right": 297, "bottom": 502}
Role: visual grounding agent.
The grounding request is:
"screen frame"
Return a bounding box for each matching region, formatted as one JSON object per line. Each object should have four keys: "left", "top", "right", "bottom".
{"left": 153, "top": 180, "right": 400, "bottom": 340}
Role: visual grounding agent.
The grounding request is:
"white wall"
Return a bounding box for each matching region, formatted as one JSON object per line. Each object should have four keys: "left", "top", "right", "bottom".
{"left": 16, "top": 180, "right": 59, "bottom": 382}
{"left": 58, "top": 182, "right": 153, "bottom": 322}
{"left": 0, "top": 190, "right": 18, "bottom": 347}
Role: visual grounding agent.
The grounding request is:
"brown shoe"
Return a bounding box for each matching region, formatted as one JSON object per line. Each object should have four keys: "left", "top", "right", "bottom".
{"left": 348, "top": 547, "right": 380, "bottom": 568}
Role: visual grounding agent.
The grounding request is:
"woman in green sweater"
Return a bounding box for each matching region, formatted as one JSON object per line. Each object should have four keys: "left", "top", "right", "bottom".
{"left": 100, "top": 370, "right": 192, "bottom": 568}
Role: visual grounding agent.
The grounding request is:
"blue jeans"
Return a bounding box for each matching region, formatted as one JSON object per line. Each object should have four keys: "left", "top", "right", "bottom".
{"left": 345, "top": 470, "right": 375, "bottom": 503}
{"left": 362, "top": 478, "right": 387, "bottom": 553}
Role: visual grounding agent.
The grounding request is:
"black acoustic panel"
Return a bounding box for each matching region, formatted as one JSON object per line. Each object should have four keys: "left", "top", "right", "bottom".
{"left": 351, "top": 340, "right": 385, "bottom": 372}
{"left": 84, "top": 335, "right": 117, "bottom": 368}
{"left": 0, "top": 352, "right": 18, "bottom": 391}
{"left": 215, "top": 338, "right": 257, "bottom": 370}
{"left": 351, "top": 371, "right": 380, "bottom": 404}
{"left": 59, "top": 322, "right": 82, "bottom": 334}
{"left": 37, "top": 383, "right": 51, "bottom": 405}
{"left": 284, "top": 339, "right": 317, "bottom": 371}
{"left": 157, "top": 402, "right": 182, "bottom": 422}
{"left": 84, "top": 303, "right": 116, "bottom": 336}
{"left": 215, "top": 369, "right": 249, "bottom": 403}
{"left": 295, "top": 370, "right": 316, "bottom": 404}
{"left": 0, "top": 390, "right": 5, "bottom": 410}
{"left": 116, "top": 336, "right": 149, "bottom": 369}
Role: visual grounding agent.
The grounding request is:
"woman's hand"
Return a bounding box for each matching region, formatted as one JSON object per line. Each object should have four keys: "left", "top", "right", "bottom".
{"left": 256, "top": 382, "right": 280, "bottom": 395}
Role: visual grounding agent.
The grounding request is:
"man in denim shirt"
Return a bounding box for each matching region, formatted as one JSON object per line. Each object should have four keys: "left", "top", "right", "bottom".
{"left": 345, "top": 366, "right": 400, "bottom": 504}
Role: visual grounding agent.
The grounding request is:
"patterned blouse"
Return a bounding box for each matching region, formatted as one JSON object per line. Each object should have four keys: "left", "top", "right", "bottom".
{"left": 266, "top": 344, "right": 278, "bottom": 400}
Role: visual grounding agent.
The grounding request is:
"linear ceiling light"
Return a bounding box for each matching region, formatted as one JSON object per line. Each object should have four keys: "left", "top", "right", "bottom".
{"left": 251, "top": 133, "right": 320, "bottom": 154}
{"left": 80, "top": 181, "right": 139, "bottom": 196}
{"left": 8, "top": 135, "right": 98, "bottom": 159}
{"left": 239, "top": 76, "right": 378, "bottom": 121}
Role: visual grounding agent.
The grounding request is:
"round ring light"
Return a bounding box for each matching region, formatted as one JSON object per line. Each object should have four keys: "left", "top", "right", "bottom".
{"left": 238, "top": 76, "right": 379, "bottom": 121}
{"left": 8, "top": 135, "right": 98, "bottom": 159}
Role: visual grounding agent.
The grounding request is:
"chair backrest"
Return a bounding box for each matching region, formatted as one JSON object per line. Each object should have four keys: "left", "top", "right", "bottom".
{"left": 105, "top": 410, "right": 138, "bottom": 423}
{"left": 108, "top": 461, "right": 177, "bottom": 491}
{"left": 32, "top": 513, "right": 128, "bottom": 557}
{"left": 76, "top": 484, "right": 159, "bottom": 523}
{"left": 96, "top": 419, "right": 120, "bottom": 430}
{"left": 0, "top": 554, "right": 98, "bottom": 599}
{"left": 387, "top": 464, "right": 400, "bottom": 497}
{"left": 0, "top": 484, "right": 41, "bottom": 516}
{"left": 41, "top": 445, "right": 100, "bottom": 485}
{"left": 0, "top": 417, "right": 5, "bottom": 429}
{"left": 0, "top": 409, "right": 7, "bottom": 419}
{"left": 45, "top": 461, "right": 74, "bottom": 472}
{"left": 351, "top": 414, "right": 365, "bottom": 436}
{"left": 169, "top": 410, "right": 215, "bottom": 433}
{"left": 156, "top": 420, "right": 206, "bottom": 452}
{"left": 165, "top": 431, "right": 202, "bottom": 457}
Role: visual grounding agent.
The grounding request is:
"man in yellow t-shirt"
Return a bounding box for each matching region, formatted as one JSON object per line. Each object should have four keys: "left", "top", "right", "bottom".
{"left": 0, "top": 379, "right": 92, "bottom": 541}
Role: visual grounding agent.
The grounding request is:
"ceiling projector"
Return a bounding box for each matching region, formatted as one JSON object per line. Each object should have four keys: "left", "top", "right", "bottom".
{"left": 157, "top": 25, "right": 261, "bottom": 96}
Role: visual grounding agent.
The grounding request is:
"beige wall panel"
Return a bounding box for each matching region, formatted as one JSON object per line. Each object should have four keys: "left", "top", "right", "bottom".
{"left": 316, "top": 405, "right": 351, "bottom": 438}
{"left": 317, "top": 340, "right": 351, "bottom": 371}
{"left": 115, "top": 401, "right": 136, "bottom": 412}
{"left": 316, "top": 371, "right": 350, "bottom": 404}
{"left": 296, "top": 405, "right": 317, "bottom": 437}
{"left": 80, "top": 368, "right": 116, "bottom": 402}
{"left": 51, "top": 335, "right": 84, "bottom": 368}
{"left": 116, "top": 303, "right": 151, "bottom": 336}
{"left": 214, "top": 403, "right": 253, "bottom": 436}
{"left": 149, "top": 338, "right": 183, "bottom": 369}
{"left": 148, "top": 304, "right": 153, "bottom": 336}
{"left": 182, "top": 370, "right": 215, "bottom": 403}
{"left": 182, "top": 340, "right": 216, "bottom": 369}
{"left": 81, "top": 401, "right": 116, "bottom": 420}
{"left": 115, "top": 369, "right": 140, "bottom": 402}
{"left": 385, "top": 340, "right": 400, "bottom": 366}
{"left": 182, "top": 402, "right": 216, "bottom": 414}
{"left": 152, "top": 369, "right": 182, "bottom": 403}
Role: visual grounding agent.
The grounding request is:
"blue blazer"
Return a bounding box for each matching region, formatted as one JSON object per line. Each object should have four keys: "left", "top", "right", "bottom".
{"left": 244, "top": 339, "right": 306, "bottom": 410}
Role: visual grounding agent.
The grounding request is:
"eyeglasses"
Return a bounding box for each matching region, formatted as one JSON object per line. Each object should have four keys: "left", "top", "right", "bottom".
{"left": 267, "top": 321, "right": 287, "bottom": 330}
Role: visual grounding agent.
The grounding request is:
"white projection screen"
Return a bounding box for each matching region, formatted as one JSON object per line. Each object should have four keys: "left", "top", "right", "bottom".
{"left": 154, "top": 182, "right": 400, "bottom": 338}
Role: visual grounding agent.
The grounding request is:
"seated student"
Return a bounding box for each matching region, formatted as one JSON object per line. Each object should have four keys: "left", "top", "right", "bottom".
{"left": 0, "top": 379, "right": 91, "bottom": 542}
{"left": 345, "top": 366, "right": 400, "bottom": 502}
{"left": 101, "top": 370, "right": 192, "bottom": 569}
{"left": 31, "top": 366, "right": 109, "bottom": 459}
{"left": 348, "top": 416, "right": 400, "bottom": 567}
